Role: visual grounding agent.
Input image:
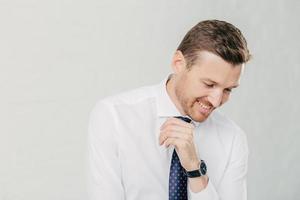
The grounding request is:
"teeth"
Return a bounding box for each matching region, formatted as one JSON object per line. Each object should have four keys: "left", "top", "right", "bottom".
{"left": 199, "top": 102, "right": 211, "bottom": 110}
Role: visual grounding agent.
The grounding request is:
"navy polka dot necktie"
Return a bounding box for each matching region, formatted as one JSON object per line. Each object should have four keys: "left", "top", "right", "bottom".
{"left": 169, "top": 116, "right": 192, "bottom": 200}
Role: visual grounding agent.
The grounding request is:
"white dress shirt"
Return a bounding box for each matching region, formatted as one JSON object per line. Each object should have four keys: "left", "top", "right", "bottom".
{"left": 87, "top": 75, "right": 248, "bottom": 200}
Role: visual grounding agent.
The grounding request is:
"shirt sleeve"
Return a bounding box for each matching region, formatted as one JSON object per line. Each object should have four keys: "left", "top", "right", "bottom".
{"left": 86, "top": 101, "right": 125, "bottom": 200}
{"left": 188, "top": 129, "right": 249, "bottom": 200}
{"left": 188, "top": 179, "right": 219, "bottom": 200}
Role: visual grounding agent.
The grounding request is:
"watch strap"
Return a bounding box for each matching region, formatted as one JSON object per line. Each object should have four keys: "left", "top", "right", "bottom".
{"left": 184, "top": 160, "right": 207, "bottom": 178}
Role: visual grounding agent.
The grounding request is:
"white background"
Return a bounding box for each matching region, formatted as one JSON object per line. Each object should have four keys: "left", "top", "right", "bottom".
{"left": 0, "top": 0, "right": 299, "bottom": 199}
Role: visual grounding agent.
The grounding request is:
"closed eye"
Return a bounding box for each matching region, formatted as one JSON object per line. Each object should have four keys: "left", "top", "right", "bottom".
{"left": 224, "top": 88, "right": 232, "bottom": 93}
{"left": 204, "top": 82, "right": 214, "bottom": 88}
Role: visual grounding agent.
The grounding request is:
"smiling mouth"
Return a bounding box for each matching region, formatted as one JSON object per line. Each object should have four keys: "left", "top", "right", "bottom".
{"left": 196, "top": 99, "right": 213, "bottom": 114}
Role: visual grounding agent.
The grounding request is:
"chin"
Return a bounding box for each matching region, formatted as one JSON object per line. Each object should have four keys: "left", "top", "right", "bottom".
{"left": 193, "top": 116, "right": 208, "bottom": 123}
{"left": 189, "top": 111, "right": 209, "bottom": 122}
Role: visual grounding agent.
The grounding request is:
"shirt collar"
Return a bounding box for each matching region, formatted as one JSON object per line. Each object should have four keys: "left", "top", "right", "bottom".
{"left": 156, "top": 74, "right": 200, "bottom": 127}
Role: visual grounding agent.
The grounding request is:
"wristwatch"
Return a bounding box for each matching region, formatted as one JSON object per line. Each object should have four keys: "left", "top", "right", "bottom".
{"left": 184, "top": 160, "right": 207, "bottom": 178}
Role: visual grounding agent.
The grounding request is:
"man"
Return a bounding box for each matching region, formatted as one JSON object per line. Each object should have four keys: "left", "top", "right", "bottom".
{"left": 87, "top": 20, "right": 251, "bottom": 200}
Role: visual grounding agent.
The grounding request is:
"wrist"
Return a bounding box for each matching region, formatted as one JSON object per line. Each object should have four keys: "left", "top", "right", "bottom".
{"left": 185, "top": 160, "right": 200, "bottom": 171}
{"left": 188, "top": 175, "right": 209, "bottom": 192}
{"left": 184, "top": 160, "right": 207, "bottom": 178}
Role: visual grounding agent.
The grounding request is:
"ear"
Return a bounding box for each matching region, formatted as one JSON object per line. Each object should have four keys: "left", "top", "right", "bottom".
{"left": 171, "top": 50, "right": 187, "bottom": 74}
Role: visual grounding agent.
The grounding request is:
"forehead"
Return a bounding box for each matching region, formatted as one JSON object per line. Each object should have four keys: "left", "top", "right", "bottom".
{"left": 188, "top": 51, "right": 243, "bottom": 85}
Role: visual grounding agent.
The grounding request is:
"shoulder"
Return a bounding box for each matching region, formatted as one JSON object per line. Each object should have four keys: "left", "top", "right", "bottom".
{"left": 91, "top": 83, "right": 158, "bottom": 114}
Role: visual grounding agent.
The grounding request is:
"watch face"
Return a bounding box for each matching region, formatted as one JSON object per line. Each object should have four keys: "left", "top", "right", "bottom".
{"left": 200, "top": 161, "right": 207, "bottom": 175}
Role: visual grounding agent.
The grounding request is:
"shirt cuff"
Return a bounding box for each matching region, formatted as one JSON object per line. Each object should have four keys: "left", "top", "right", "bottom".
{"left": 188, "top": 178, "right": 219, "bottom": 200}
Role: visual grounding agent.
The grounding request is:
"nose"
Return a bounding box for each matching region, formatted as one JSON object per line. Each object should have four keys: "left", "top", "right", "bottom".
{"left": 208, "top": 89, "right": 223, "bottom": 108}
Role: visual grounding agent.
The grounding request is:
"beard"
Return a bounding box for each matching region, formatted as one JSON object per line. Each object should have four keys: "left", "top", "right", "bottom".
{"left": 174, "top": 83, "right": 212, "bottom": 123}
{"left": 174, "top": 81, "right": 195, "bottom": 117}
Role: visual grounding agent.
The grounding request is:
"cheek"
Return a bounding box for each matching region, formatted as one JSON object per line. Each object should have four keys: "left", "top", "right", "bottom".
{"left": 185, "top": 81, "right": 210, "bottom": 101}
{"left": 189, "top": 84, "right": 204, "bottom": 97}
{"left": 194, "top": 88, "right": 210, "bottom": 100}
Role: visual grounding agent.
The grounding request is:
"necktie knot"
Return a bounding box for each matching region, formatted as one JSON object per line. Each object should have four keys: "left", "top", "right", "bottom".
{"left": 175, "top": 116, "right": 192, "bottom": 123}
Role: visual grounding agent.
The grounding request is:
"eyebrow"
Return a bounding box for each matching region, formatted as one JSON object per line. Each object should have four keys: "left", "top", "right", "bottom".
{"left": 201, "top": 78, "right": 240, "bottom": 88}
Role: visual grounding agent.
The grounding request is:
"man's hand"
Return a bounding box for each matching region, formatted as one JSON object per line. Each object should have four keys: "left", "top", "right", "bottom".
{"left": 159, "top": 117, "right": 199, "bottom": 171}
{"left": 159, "top": 117, "right": 209, "bottom": 193}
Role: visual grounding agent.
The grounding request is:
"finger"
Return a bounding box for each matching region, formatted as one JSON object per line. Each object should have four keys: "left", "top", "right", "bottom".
{"left": 160, "top": 117, "right": 194, "bottom": 130}
{"left": 160, "top": 125, "right": 193, "bottom": 135}
{"left": 159, "top": 125, "right": 193, "bottom": 144}
{"left": 164, "top": 137, "right": 189, "bottom": 148}
{"left": 159, "top": 123, "right": 194, "bottom": 144}
{"left": 160, "top": 130, "right": 193, "bottom": 145}
{"left": 160, "top": 118, "right": 193, "bottom": 130}
{"left": 164, "top": 137, "right": 177, "bottom": 148}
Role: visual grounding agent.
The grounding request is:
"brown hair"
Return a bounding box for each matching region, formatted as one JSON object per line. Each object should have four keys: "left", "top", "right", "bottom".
{"left": 177, "top": 20, "right": 251, "bottom": 68}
